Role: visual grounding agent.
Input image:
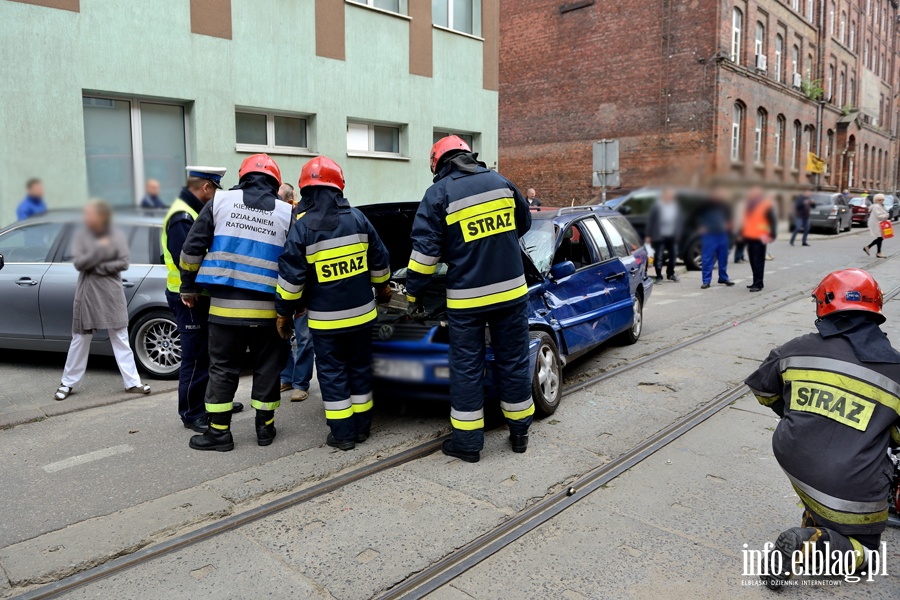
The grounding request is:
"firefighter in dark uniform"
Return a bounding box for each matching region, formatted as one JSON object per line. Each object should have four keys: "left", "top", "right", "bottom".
{"left": 746, "top": 269, "right": 900, "bottom": 588}
{"left": 406, "top": 136, "right": 533, "bottom": 463}
{"left": 180, "top": 154, "right": 292, "bottom": 452}
{"left": 276, "top": 157, "right": 392, "bottom": 450}
{"left": 162, "top": 166, "right": 243, "bottom": 432}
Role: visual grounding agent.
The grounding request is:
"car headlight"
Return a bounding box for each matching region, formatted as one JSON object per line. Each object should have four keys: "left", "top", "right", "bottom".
{"left": 434, "top": 366, "right": 451, "bottom": 380}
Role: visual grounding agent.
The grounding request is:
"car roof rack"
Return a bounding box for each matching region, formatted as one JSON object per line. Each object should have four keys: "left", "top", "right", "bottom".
{"left": 555, "top": 206, "right": 599, "bottom": 216}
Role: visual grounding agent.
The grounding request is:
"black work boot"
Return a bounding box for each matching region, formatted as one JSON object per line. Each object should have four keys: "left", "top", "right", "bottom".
{"left": 356, "top": 429, "right": 371, "bottom": 444}
{"left": 327, "top": 433, "right": 355, "bottom": 451}
{"left": 760, "top": 527, "right": 826, "bottom": 590}
{"left": 189, "top": 428, "right": 234, "bottom": 452}
{"left": 509, "top": 433, "right": 529, "bottom": 453}
{"left": 441, "top": 439, "right": 480, "bottom": 463}
{"left": 256, "top": 414, "right": 276, "bottom": 447}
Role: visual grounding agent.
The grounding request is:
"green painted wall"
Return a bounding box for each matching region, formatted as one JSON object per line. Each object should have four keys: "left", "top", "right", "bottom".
{"left": 0, "top": 0, "right": 498, "bottom": 224}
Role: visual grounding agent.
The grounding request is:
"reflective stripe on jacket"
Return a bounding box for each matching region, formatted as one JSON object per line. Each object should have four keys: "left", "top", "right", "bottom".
{"left": 195, "top": 189, "right": 292, "bottom": 295}
{"left": 406, "top": 158, "right": 532, "bottom": 313}
{"left": 162, "top": 198, "right": 199, "bottom": 293}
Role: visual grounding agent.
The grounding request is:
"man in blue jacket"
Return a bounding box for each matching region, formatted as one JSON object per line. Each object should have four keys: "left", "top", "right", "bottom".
{"left": 17, "top": 179, "right": 47, "bottom": 221}
{"left": 406, "top": 136, "right": 533, "bottom": 463}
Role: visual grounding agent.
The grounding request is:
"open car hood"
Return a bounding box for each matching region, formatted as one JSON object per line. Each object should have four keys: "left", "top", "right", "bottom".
{"left": 357, "top": 201, "right": 544, "bottom": 285}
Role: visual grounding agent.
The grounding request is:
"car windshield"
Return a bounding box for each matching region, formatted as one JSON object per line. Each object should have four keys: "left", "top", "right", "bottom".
{"left": 811, "top": 194, "right": 835, "bottom": 205}
{"left": 522, "top": 218, "right": 557, "bottom": 274}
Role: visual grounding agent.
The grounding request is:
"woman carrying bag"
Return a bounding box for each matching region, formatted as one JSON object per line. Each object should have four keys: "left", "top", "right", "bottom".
{"left": 54, "top": 200, "right": 151, "bottom": 400}
{"left": 863, "top": 193, "right": 892, "bottom": 258}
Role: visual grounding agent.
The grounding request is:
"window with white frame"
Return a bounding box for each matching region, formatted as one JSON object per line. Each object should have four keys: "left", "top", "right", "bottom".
{"left": 792, "top": 44, "right": 800, "bottom": 77}
{"left": 83, "top": 96, "right": 187, "bottom": 207}
{"left": 774, "top": 115, "right": 785, "bottom": 166}
{"left": 348, "top": 0, "right": 408, "bottom": 14}
{"left": 433, "top": 130, "right": 476, "bottom": 149}
{"left": 433, "top": 0, "right": 480, "bottom": 36}
{"left": 731, "top": 102, "right": 744, "bottom": 162}
{"left": 825, "top": 130, "right": 834, "bottom": 173}
{"left": 828, "top": 2, "right": 835, "bottom": 34}
{"left": 827, "top": 64, "right": 835, "bottom": 101}
{"left": 805, "top": 126, "right": 814, "bottom": 162}
{"left": 838, "top": 71, "right": 845, "bottom": 106}
{"left": 807, "top": 0, "right": 814, "bottom": 22}
{"left": 731, "top": 8, "right": 743, "bottom": 64}
{"left": 347, "top": 121, "right": 403, "bottom": 157}
{"left": 753, "top": 109, "right": 766, "bottom": 164}
{"left": 791, "top": 120, "right": 802, "bottom": 170}
{"left": 850, "top": 21, "right": 855, "bottom": 51}
{"left": 864, "top": 41, "right": 870, "bottom": 68}
{"left": 792, "top": 0, "right": 799, "bottom": 10}
{"left": 839, "top": 11, "right": 846, "bottom": 43}
{"left": 235, "top": 110, "right": 309, "bottom": 153}
{"left": 775, "top": 34, "right": 784, "bottom": 82}
{"left": 754, "top": 22, "right": 765, "bottom": 59}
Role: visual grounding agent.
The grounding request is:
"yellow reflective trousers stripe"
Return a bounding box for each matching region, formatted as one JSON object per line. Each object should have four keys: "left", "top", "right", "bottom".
{"left": 793, "top": 485, "right": 889, "bottom": 526}
{"left": 251, "top": 399, "right": 280, "bottom": 411}
{"left": 309, "top": 308, "right": 378, "bottom": 331}
{"left": 325, "top": 407, "right": 354, "bottom": 420}
{"left": 502, "top": 404, "right": 535, "bottom": 421}
{"left": 205, "top": 402, "right": 233, "bottom": 413}
{"left": 446, "top": 283, "right": 528, "bottom": 310}
{"left": 451, "top": 417, "right": 485, "bottom": 431}
{"left": 209, "top": 422, "right": 229, "bottom": 431}
{"left": 209, "top": 305, "right": 278, "bottom": 320}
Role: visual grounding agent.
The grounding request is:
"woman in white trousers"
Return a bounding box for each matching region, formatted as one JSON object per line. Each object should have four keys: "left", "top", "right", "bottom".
{"left": 55, "top": 201, "right": 151, "bottom": 400}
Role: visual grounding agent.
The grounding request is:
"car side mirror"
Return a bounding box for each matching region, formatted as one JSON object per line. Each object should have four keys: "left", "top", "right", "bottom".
{"left": 618, "top": 205, "right": 632, "bottom": 215}
{"left": 550, "top": 261, "right": 576, "bottom": 281}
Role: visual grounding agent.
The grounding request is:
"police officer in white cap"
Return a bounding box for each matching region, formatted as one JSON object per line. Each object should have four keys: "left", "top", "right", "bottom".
{"left": 162, "top": 166, "right": 243, "bottom": 432}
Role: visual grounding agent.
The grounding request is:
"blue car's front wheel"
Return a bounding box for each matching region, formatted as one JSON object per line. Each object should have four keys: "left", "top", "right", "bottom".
{"left": 531, "top": 331, "right": 561, "bottom": 416}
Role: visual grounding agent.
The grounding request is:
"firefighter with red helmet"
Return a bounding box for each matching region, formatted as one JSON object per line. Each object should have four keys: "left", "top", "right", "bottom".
{"left": 406, "top": 136, "right": 533, "bottom": 463}
{"left": 276, "top": 156, "right": 391, "bottom": 450}
{"left": 180, "top": 153, "right": 293, "bottom": 452}
{"left": 746, "top": 269, "right": 900, "bottom": 588}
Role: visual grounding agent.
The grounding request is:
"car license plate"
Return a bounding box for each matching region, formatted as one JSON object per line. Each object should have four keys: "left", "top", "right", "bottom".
{"left": 373, "top": 358, "right": 425, "bottom": 381}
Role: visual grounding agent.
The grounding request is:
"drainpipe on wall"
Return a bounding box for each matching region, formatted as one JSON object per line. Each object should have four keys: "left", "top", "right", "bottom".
{"left": 816, "top": 0, "right": 826, "bottom": 190}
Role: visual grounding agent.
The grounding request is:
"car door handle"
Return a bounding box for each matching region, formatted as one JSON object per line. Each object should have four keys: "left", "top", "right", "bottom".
{"left": 14, "top": 278, "right": 38, "bottom": 287}
{"left": 605, "top": 272, "right": 626, "bottom": 281}
{"left": 122, "top": 280, "right": 135, "bottom": 288}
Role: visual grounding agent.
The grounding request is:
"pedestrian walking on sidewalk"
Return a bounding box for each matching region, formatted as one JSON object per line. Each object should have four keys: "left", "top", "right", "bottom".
{"left": 54, "top": 201, "right": 151, "bottom": 401}
{"left": 863, "top": 193, "right": 890, "bottom": 258}
{"left": 789, "top": 191, "right": 815, "bottom": 247}
{"left": 646, "top": 188, "right": 681, "bottom": 283}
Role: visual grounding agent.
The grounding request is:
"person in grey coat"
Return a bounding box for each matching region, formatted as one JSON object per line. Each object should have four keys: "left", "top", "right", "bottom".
{"left": 54, "top": 201, "right": 151, "bottom": 400}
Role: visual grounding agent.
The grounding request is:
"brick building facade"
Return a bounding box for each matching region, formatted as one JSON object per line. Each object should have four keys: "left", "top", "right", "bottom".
{"left": 499, "top": 0, "right": 900, "bottom": 207}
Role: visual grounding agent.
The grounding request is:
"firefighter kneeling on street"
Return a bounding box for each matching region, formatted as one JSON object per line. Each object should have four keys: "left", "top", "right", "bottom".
{"left": 180, "top": 153, "right": 292, "bottom": 452}
{"left": 745, "top": 269, "right": 900, "bottom": 589}
{"left": 276, "top": 157, "right": 391, "bottom": 450}
{"left": 407, "top": 136, "right": 534, "bottom": 463}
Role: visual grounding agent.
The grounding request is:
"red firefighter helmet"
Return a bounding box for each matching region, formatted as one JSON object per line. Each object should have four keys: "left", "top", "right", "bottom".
{"left": 812, "top": 268, "right": 885, "bottom": 323}
{"left": 239, "top": 153, "right": 282, "bottom": 186}
{"left": 430, "top": 135, "right": 471, "bottom": 174}
{"left": 299, "top": 156, "right": 345, "bottom": 191}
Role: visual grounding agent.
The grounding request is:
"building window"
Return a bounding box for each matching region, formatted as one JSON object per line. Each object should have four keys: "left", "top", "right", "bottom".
{"left": 433, "top": 130, "right": 476, "bottom": 149}
{"left": 774, "top": 34, "right": 784, "bottom": 82}
{"left": 864, "top": 41, "right": 869, "bottom": 68}
{"left": 792, "top": 44, "right": 800, "bottom": 78}
{"left": 348, "top": 0, "right": 407, "bottom": 14}
{"left": 881, "top": 53, "right": 886, "bottom": 79}
{"left": 850, "top": 21, "right": 856, "bottom": 51}
{"left": 433, "top": 0, "right": 480, "bottom": 36}
{"left": 807, "top": 0, "right": 814, "bottom": 22}
{"left": 754, "top": 22, "right": 765, "bottom": 60}
{"left": 827, "top": 64, "right": 835, "bottom": 102}
{"left": 839, "top": 11, "right": 846, "bottom": 43}
{"left": 347, "top": 121, "right": 403, "bottom": 157}
{"left": 731, "top": 102, "right": 745, "bottom": 162}
{"left": 838, "top": 71, "right": 845, "bottom": 107}
{"left": 807, "top": 53, "right": 814, "bottom": 79}
{"left": 825, "top": 130, "right": 834, "bottom": 174}
{"left": 754, "top": 109, "right": 767, "bottom": 164}
{"left": 829, "top": 1, "right": 835, "bottom": 34}
{"left": 851, "top": 73, "right": 857, "bottom": 106}
{"left": 235, "top": 110, "right": 310, "bottom": 154}
{"left": 792, "top": 0, "right": 799, "bottom": 10}
{"left": 731, "top": 8, "right": 743, "bottom": 64}
{"left": 791, "top": 120, "right": 802, "bottom": 170}
{"left": 774, "top": 115, "right": 785, "bottom": 167}
{"left": 83, "top": 96, "right": 186, "bottom": 207}
{"left": 875, "top": 52, "right": 879, "bottom": 75}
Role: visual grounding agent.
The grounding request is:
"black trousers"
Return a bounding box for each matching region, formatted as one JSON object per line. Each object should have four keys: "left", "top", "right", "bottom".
{"left": 747, "top": 240, "right": 767, "bottom": 289}
{"left": 311, "top": 327, "right": 373, "bottom": 442}
{"left": 652, "top": 236, "right": 677, "bottom": 278}
{"left": 166, "top": 291, "right": 209, "bottom": 423}
{"left": 868, "top": 237, "right": 884, "bottom": 253}
{"left": 205, "top": 321, "right": 286, "bottom": 429}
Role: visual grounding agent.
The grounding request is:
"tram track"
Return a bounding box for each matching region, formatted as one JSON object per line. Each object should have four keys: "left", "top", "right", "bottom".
{"left": 14, "top": 266, "right": 900, "bottom": 600}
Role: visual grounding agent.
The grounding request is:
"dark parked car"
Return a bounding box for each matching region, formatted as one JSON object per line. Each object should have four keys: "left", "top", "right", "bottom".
{"left": 361, "top": 203, "right": 653, "bottom": 416}
{"left": 849, "top": 197, "right": 871, "bottom": 226}
{"left": 807, "top": 192, "right": 852, "bottom": 234}
{"left": 0, "top": 210, "right": 179, "bottom": 379}
{"left": 607, "top": 188, "right": 714, "bottom": 270}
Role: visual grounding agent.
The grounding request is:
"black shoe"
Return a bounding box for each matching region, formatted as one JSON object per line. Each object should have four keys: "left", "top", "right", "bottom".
{"left": 654, "top": 276, "right": 663, "bottom": 284}
{"left": 700, "top": 283, "right": 710, "bottom": 289}
{"left": 355, "top": 430, "right": 371, "bottom": 444}
{"left": 326, "top": 433, "right": 355, "bottom": 451}
{"left": 183, "top": 416, "right": 209, "bottom": 433}
{"left": 802, "top": 243, "right": 811, "bottom": 247}
{"left": 760, "top": 528, "right": 825, "bottom": 590}
{"left": 509, "top": 434, "right": 529, "bottom": 453}
{"left": 748, "top": 287, "right": 762, "bottom": 293}
{"left": 256, "top": 420, "right": 276, "bottom": 447}
{"left": 441, "top": 439, "right": 480, "bottom": 463}
{"left": 718, "top": 279, "right": 735, "bottom": 286}
{"left": 667, "top": 274, "right": 680, "bottom": 283}
{"left": 189, "top": 429, "right": 234, "bottom": 452}
{"left": 232, "top": 402, "right": 244, "bottom": 414}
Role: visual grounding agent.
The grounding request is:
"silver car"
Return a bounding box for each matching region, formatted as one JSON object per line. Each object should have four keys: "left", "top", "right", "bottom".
{"left": 807, "top": 192, "right": 852, "bottom": 234}
{"left": 0, "top": 210, "right": 180, "bottom": 379}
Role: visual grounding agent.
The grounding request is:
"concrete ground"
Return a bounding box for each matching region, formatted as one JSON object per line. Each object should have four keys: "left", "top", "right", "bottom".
{"left": 3, "top": 227, "right": 896, "bottom": 598}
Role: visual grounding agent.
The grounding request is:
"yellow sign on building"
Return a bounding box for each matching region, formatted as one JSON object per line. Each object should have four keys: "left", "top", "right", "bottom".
{"left": 806, "top": 152, "right": 826, "bottom": 174}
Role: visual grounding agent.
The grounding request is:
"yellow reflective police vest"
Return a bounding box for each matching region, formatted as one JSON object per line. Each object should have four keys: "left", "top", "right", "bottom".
{"left": 162, "top": 198, "right": 199, "bottom": 293}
